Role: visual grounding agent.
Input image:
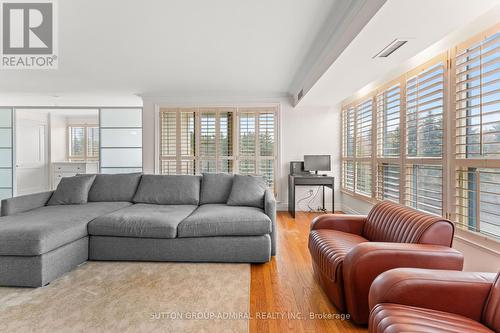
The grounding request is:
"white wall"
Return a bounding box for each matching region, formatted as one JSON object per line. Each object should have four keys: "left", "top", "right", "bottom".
{"left": 141, "top": 95, "right": 341, "bottom": 211}
{"left": 280, "top": 105, "right": 341, "bottom": 211}
{"left": 0, "top": 93, "right": 142, "bottom": 107}
{"left": 49, "top": 114, "right": 67, "bottom": 162}
{"left": 342, "top": 193, "right": 500, "bottom": 273}
{"left": 66, "top": 115, "right": 99, "bottom": 125}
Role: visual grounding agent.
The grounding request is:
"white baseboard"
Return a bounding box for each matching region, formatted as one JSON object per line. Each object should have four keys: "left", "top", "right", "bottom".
{"left": 277, "top": 201, "right": 342, "bottom": 212}
{"left": 340, "top": 203, "right": 362, "bottom": 215}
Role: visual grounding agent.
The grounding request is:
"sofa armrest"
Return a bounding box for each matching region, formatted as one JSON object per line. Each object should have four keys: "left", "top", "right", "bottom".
{"left": 264, "top": 188, "right": 277, "bottom": 256}
{"left": 369, "top": 268, "right": 496, "bottom": 322}
{"left": 310, "top": 214, "right": 366, "bottom": 236}
{"left": 342, "top": 242, "right": 464, "bottom": 324}
{"left": 1, "top": 191, "right": 54, "bottom": 216}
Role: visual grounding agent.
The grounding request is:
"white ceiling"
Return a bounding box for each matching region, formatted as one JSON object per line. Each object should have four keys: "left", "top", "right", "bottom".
{"left": 0, "top": 0, "right": 344, "bottom": 97}
{"left": 299, "top": 0, "right": 500, "bottom": 107}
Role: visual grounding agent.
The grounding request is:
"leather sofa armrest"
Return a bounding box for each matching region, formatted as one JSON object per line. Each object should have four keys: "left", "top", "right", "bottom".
{"left": 369, "top": 268, "right": 496, "bottom": 322}
{"left": 1, "top": 191, "right": 54, "bottom": 216}
{"left": 342, "top": 242, "right": 464, "bottom": 324}
{"left": 310, "top": 214, "right": 366, "bottom": 235}
{"left": 264, "top": 188, "right": 277, "bottom": 256}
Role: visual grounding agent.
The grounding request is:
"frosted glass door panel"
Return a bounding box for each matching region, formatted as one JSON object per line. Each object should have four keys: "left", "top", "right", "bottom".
{"left": 0, "top": 188, "right": 11, "bottom": 200}
{"left": 0, "top": 108, "right": 13, "bottom": 200}
{"left": 0, "top": 169, "right": 12, "bottom": 187}
{"left": 100, "top": 129, "right": 142, "bottom": 147}
{"left": 0, "top": 149, "right": 11, "bottom": 167}
{"left": 0, "top": 111, "right": 11, "bottom": 127}
{"left": 99, "top": 108, "right": 143, "bottom": 173}
{"left": 101, "top": 148, "right": 142, "bottom": 168}
{"left": 100, "top": 109, "right": 142, "bottom": 127}
{"left": 100, "top": 168, "right": 143, "bottom": 174}
{"left": 0, "top": 129, "right": 12, "bottom": 146}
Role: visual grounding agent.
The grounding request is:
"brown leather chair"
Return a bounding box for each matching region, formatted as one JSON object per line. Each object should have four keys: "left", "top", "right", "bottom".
{"left": 308, "top": 201, "right": 464, "bottom": 324}
{"left": 368, "top": 268, "right": 499, "bottom": 333}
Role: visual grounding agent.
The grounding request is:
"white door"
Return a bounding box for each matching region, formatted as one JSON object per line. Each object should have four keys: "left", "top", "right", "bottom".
{"left": 16, "top": 111, "right": 49, "bottom": 195}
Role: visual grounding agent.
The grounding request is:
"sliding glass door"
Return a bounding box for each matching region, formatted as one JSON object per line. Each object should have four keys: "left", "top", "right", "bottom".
{"left": 0, "top": 108, "right": 14, "bottom": 199}
{"left": 99, "top": 108, "right": 143, "bottom": 174}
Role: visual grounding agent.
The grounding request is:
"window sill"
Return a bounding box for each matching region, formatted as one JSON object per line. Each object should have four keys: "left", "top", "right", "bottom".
{"left": 454, "top": 228, "right": 500, "bottom": 256}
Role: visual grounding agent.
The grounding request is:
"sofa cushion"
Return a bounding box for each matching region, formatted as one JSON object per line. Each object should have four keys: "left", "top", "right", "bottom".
{"left": 369, "top": 303, "right": 493, "bottom": 333}
{"left": 88, "top": 173, "right": 142, "bottom": 202}
{"left": 0, "top": 202, "right": 132, "bottom": 256}
{"left": 47, "top": 175, "right": 96, "bottom": 205}
{"left": 226, "top": 175, "right": 266, "bottom": 209}
{"left": 133, "top": 175, "right": 201, "bottom": 205}
{"left": 88, "top": 204, "right": 198, "bottom": 239}
{"left": 308, "top": 229, "right": 368, "bottom": 282}
{"left": 177, "top": 204, "right": 271, "bottom": 238}
{"left": 199, "top": 173, "right": 233, "bottom": 204}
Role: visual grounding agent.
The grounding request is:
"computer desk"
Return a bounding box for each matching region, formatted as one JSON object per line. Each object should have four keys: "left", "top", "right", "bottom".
{"left": 288, "top": 174, "right": 335, "bottom": 218}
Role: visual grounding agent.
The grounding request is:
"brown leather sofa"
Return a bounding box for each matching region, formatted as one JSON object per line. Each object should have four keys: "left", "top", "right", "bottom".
{"left": 308, "top": 201, "right": 464, "bottom": 324}
{"left": 369, "top": 268, "right": 499, "bottom": 333}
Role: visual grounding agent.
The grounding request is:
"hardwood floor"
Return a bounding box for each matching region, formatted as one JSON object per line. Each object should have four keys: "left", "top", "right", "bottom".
{"left": 250, "top": 211, "right": 367, "bottom": 333}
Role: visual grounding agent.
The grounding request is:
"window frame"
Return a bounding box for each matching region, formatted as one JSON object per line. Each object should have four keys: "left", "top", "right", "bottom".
{"left": 67, "top": 124, "right": 100, "bottom": 161}
{"left": 157, "top": 105, "right": 280, "bottom": 194}
{"left": 450, "top": 24, "right": 500, "bottom": 237}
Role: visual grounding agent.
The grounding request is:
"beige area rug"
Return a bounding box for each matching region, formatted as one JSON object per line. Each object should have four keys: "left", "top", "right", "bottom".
{"left": 0, "top": 262, "right": 250, "bottom": 333}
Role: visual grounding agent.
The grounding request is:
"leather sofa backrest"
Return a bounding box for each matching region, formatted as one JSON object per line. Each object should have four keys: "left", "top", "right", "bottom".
{"left": 363, "top": 201, "right": 454, "bottom": 246}
{"left": 483, "top": 272, "right": 500, "bottom": 332}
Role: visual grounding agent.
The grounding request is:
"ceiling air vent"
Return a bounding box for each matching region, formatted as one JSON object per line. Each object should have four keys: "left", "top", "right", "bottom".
{"left": 373, "top": 39, "right": 408, "bottom": 58}
{"left": 297, "top": 89, "right": 304, "bottom": 101}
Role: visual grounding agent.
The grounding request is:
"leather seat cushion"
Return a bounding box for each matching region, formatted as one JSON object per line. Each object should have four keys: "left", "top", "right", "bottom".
{"left": 308, "top": 229, "right": 368, "bottom": 281}
{"left": 369, "top": 303, "right": 494, "bottom": 333}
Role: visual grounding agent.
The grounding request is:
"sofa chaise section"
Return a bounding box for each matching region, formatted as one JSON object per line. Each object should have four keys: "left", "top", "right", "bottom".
{"left": 0, "top": 194, "right": 132, "bottom": 287}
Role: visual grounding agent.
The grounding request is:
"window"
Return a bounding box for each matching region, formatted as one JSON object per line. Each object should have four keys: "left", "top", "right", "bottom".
{"left": 341, "top": 99, "right": 374, "bottom": 198}
{"left": 377, "top": 83, "right": 401, "bottom": 157}
{"left": 376, "top": 163, "right": 400, "bottom": 202}
{"left": 454, "top": 27, "right": 500, "bottom": 237}
{"left": 159, "top": 106, "right": 278, "bottom": 190}
{"left": 68, "top": 125, "right": 99, "bottom": 160}
{"left": 405, "top": 59, "right": 446, "bottom": 215}
{"left": 376, "top": 82, "right": 402, "bottom": 202}
{"left": 405, "top": 164, "right": 444, "bottom": 216}
{"left": 341, "top": 24, "right": 500, "bottom": 239}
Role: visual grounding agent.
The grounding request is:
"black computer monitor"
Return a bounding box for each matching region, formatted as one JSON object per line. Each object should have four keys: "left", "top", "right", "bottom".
{"left": 304, "top": 155, "right": 331, "bottom": 174}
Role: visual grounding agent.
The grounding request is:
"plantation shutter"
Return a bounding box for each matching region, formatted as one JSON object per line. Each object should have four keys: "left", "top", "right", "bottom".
{"left": 69, "top": 127, "right": 85, "bottom": 158}
{"left": 160, "top": 111, "right": 177, "bottom": 174}
{"left": 377, "top": 163, "right": 400, "bottom": 202}
{"left": 179, "top": 110, "right": 196, "bottom": 175}
{"left": 87, "top": 127, "right": 99, "bottom": 159}
{"left": 355, "top": 99, "right": 372, "bottom": 158}
{"left": 159, "top": 107, "right": 276, "bottom": 191}
{"left": 454, "top": 27, "right": 500, "bottom": 238}
{"left": 377, "top": 84, "right": 401, "bottom": 157}
{"left": 406, "top": 62, "right": 445, "bottom": 157}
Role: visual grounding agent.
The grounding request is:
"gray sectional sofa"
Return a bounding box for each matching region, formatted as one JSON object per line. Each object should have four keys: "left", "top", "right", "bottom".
{"left": 0, "top": 173, "right": 276, "bottom": 287}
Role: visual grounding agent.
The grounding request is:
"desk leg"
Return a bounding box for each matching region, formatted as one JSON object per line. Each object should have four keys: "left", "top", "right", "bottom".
{"left": 322, "top": 185, "right": 325, "bottom": 212}
{"left": 288, "top": 177, "right": 295, "bottom": 218}
{"left": 332, "top": 181, "right": 335, "bottom": 213}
